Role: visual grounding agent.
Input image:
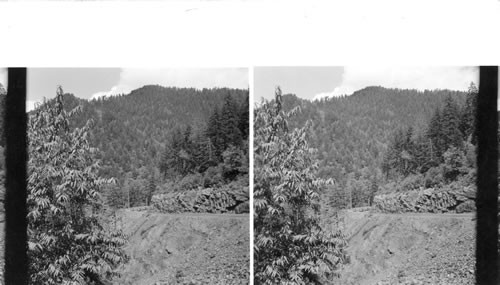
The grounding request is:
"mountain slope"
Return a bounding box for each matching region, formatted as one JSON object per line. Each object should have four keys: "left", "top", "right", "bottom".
{"left": 281, "top": 86, "right": 467, "bottom": 182}
{"left": 60, "top": 86, "right": 249, "bottom": 179}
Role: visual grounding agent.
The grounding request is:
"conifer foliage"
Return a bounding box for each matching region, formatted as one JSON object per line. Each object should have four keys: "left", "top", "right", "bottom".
{"left": 254, "top": 87, "right": 346, "bottom": 284}
{"left": 158, "top": 92, "right": 249, "bottom": 193}
{"left": 382, "top": 83, "right": 478, "bottom": 185}
{"left": 27, "top": 87, "right": 127, "bottom": 284}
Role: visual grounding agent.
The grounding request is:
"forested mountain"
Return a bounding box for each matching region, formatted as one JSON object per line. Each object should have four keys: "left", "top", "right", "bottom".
{"left": 277, "top": 86, "right": 471, "bottom": 209}
{"left": 281, "top": 86, "right": 467, "bottom": 179}
{"left": 33, "top": 85, "right": 249, "bottom": 208}
{"left": 61, "top": 86, "right": 247, "bottom": 175}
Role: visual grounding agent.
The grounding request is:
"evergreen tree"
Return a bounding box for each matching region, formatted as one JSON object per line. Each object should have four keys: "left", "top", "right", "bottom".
{"left": 441, "top": 95, "right": 463, "bottom": 150}
{"left": 146, "top": 174, "right": 156, "bottom": 205}
{"left": 427, "top": 107, "right": 445, "bottom": 161}
{"left": 460, "top": 82, "right": 478, "bottom": 144}
{"left": 206, "top": 108, "right": 223, "bottom": 160}
{"left": 238, "top": 94, "right": 250, "bottom": 140}
{"left": 220, "top": 93, "right": 242, "bottom": 149}
{"left": 412, "top": 134, "right": 435, "bottom": 173}
{"left": 369, "top": 177, "right": 378, "bottom": 206}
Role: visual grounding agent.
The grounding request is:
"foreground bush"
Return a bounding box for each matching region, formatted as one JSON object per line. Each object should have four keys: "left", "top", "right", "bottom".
{"left": 27, "top": 87, "right": 127, "bottom": 284}
{"left": 254, "top": 87, "right": 346, "bottom": 284}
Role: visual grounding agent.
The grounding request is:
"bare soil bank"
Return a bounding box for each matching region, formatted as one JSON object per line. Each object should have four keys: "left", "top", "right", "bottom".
{"left": 333, "top": 210, "right": 475, "bottom": 285}
{"left": 113, "top": 208, "right": 249, "bottom": 285}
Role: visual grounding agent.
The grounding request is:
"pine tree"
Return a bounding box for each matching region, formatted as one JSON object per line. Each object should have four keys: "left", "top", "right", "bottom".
{"left": 427, "top": 107, "right": 445, "bottom": 161}
{"left": 412, "top": 134, "right": 434, "bottom": 173}
{"left": 206, "top": 108, "right": 223, "bottom": 160}
{"left": 146, "top": 174, "right": 156, "bottom": 205}
{"left": 441, "top": 95, "right": 463, "bottom": 150}
{"left": 369, "top": 177, "right": 378, "bottom": 206}
{"left": 460, "top": 82, "right": 478, "bottom": 144}
{"left": 220, "top": 93, "right": 242, "bottom": 149}
{"left": 238, "top": 94, "right": 250, "bottom": 140}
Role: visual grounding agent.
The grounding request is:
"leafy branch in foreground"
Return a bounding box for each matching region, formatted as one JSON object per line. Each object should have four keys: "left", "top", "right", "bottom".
{"left": 27, "top": 87, "right": 127, "bottom": 285}
{"left": 254, "top": 87, "right": 347, "bottom": 284}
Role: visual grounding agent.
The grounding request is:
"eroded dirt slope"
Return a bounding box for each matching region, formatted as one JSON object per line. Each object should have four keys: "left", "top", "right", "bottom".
{"left": 113, "top": 208, "right": 249, "bottom": 285}
{"left": 333, "top": 210, "right": 475, "bottom": 285}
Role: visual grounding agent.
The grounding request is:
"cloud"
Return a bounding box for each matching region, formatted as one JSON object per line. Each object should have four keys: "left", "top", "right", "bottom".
{"left": 313, "top": 66, "right": 479, "bottom": 100}
{"left": 91, "top": 68, "right": 248, "bottom": 100}
{"left": 26, "top": 100, "right": 40, "bottom": 112}
{"left": 0, "top": 68, "right": 7, "bottom": 88}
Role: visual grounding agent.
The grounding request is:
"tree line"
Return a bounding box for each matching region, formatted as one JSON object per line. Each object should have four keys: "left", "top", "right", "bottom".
{"left": 277, "top": 86, "right": 472, "bottom": 212}
{"left": 50, "top": 86, "right": 248, "bottom": 209}
{"left": 101, "top": 89, "right": 249, "bottom": 208}
{"left": 381, "top": 83, "right": 477, "bottom": 191}
{"left": 156, "top": 92, "right": 249, "bottom": 194}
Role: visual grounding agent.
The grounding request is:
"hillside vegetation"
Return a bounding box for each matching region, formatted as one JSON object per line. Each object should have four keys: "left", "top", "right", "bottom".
{"left": 0, "top": 84, "right": 249, "bottom": 284}
{"left": 41, "top": 86, "right": 250, "bottom": 211}
{"left": 279, "top": 85, "right": 476, "bottom": 212}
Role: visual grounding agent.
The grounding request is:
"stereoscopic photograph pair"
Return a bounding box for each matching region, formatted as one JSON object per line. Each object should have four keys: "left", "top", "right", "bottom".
{"left": 0, "top": 66, "right": 498, "bottom": 284}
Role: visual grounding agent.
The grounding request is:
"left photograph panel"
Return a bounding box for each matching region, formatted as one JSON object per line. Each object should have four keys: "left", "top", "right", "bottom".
{"left": 1, "top": 68, "right": 250, "bottom": 284}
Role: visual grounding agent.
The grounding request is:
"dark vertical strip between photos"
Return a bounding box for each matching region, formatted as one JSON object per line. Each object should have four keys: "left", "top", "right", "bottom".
{"left": 4, "top": 68, "right": 28, "bottom": 285}
{"left": 475, "top": 66, "right": 499, "bottom": 284}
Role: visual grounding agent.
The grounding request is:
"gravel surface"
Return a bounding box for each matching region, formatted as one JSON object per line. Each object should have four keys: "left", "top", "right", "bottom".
{"left": 112, "top": 209, "right": 249, "bottom": 285}
{"left": 330, "top": 210, "right": 475, "bottom": 285}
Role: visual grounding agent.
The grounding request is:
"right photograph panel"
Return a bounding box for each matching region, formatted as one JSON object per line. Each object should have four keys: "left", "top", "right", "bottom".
{"left": 253, "top": 66, "right": 479, "bottom": 285}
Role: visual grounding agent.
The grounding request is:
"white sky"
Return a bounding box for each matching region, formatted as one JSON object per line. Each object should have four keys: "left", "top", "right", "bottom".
{"left": 1, "top": 67, "right": 497, "bottom": 110}
{"left": 312, "top": 66, "right": 479, "bottom": 100}
{"left": 89, "top": 68, "right": 249, "bottom": 100}
{"left": 0, "top": 68, "right": 248, "bottom": 111}
{"left": 0, "top": 69, "right": 6, "bottom": 89}
{"left": 254, "top": 66, "right": 481, "bottom": 102}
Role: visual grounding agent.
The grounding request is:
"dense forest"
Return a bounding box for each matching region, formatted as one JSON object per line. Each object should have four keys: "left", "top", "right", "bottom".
{"left": 60, "top": 86, "right": 249, "bottom": 208}
{"left": 0, "top": 85, "right": 249, "bottom": 209}
{"left": 278, "top": 85, "right": 475, "bottom": 211}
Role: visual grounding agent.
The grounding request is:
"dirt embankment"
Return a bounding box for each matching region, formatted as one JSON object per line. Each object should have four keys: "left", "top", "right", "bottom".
{"left": 333, "top": 210, "right": 475, "bottom": 285}
{"left": 113, "top": 208, "right": 249, "bottom": 285}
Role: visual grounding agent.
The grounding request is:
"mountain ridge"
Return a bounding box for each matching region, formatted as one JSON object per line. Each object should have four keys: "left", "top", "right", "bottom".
{"left": 278, "top": 86, "right": 468, "bottom": 182}
{"left": 32, "top": 85, "right": 249, "bottom": 180}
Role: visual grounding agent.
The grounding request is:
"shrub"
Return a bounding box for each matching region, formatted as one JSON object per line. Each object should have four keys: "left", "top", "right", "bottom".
{"left": 254, "top": 87, "right": 346, "bottom": 284}
{"left": 27, "top": 88, "right": 127, "bottom": 284}
{"left": 203, "top": 166, "right": 223, "bottom": 187}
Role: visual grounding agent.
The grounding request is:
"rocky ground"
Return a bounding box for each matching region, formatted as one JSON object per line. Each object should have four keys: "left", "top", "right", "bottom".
{"left": 330, "top": 209, "right": 475, "bottom": 285}
{"left": 112, "top": 207, "right": 249, "bottom": 285}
